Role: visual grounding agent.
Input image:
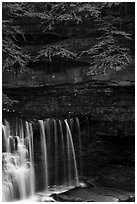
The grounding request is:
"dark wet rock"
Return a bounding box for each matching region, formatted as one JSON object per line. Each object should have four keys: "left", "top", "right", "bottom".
{"left": 51, "top": 187, "right": 119, "bottom": 202}
{"left": 118, "top": 196, "right": 135, "bottom": 202}
{"left": 51, "top": 193, "right": 86, "bottom": 202}
{"left": 50, "top": 184, "right": 135, "bottom": 202}
{"left": 3, "top": 80, "right": 134, "bottom": 126}
{"left": 88, "top": 185, "right": 134, "bottom": 202}
{"left": 3, "top": 56, "right": 135, "bottom": 88}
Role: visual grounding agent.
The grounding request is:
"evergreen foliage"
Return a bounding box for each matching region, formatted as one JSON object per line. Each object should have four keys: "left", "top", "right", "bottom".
{"left": 3, "top": 2, "right": 134, "bottom": 74}
{"left": 2, "top": 2, "right": 135, "bottom": 108}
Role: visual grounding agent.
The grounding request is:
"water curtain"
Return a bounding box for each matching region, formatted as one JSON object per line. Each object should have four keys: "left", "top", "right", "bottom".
{"left": 2, "top": 119, "right": 35, "bottom": 201}
{"left": 2, "top": 117, "right": 82, "bottom": 201}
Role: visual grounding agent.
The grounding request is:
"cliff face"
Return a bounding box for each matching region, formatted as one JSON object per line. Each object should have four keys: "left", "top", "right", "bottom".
{"left": 2, "top": 62, "right": 87, "bottom": 87}
{"left": 3, "top": 80, "right": 135, "bottom": 137}
{"left": 2, "top": 59, "right": 135, "bottom": 88}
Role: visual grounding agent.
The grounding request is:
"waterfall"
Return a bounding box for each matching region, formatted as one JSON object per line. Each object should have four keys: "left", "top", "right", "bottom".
{"left": 38, "top": 118, "right": 80, "bottom": 188}
{"left": 59, "top": 120, "right": 67, "bottom": 185}
{"left": 3, "top": 116, "right": 82, "bottom": 201}
{"left": 53, "top": 119, "right": 58, "bottom": 185}
{"left": 75, "top": 117, "right": 83, "bottom": 177}
{"left": 44, "top": 118, "right": 51, "bottom": 185}
{"left": 2, "top": 120, "right": 10, "bottom": 152}
{"left": 2, "top": 125, "right": 7, "bottom": 152}
{"left": 25, "top": 121, "right": 35, "bottom": 196}
{"left": 66, "top": 120, "right": 71, "bottom": 186}
{"left": 2, "top": 119, "right": 35, "bottom": 202}
{"left": 65, "top": 119, "right": 80, "bottom": 186}
{"left": 38, "top": 120, "right": 48, "bottom": 191}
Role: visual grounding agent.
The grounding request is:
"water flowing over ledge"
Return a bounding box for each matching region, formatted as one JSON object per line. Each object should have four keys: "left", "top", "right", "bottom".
{"left": 2, "top": 116, "right": 82, "bottom": 202}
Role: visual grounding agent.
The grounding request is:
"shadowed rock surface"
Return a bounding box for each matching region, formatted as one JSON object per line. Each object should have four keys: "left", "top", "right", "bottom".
{"left": 51, "top": 179, "right": 135, "bottom": 202}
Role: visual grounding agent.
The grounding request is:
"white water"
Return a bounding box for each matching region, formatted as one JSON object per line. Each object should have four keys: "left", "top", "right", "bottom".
{"left": 2, "top": 120, "right": 10, "bottom": 152}
{"left": 2, "top": 119, "right": 35, "bottom": 202}
{"left": 3, "top": 117, "right": 82, "bottom": 201}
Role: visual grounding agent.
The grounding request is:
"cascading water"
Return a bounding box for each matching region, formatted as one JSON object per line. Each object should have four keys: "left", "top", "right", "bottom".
{"left": 53, "top": 119, "right": 58, "bottom": 185}
{"left": 38, "top": 118, "right": 80, "bottom": 187}
{"left": 65, "top": 120, "right": 80, "bottom": 186}
{"left": 2, "top": 118, "right": 35, "bottom": 202}
{"left": 25, "top": 121, "right": 35, "bottom": 196}
{"left": 75, "top": 117, "right": 83, "bottom": 177}
{"left": 38, "top": 120, "right": 48, "bottom": 191}
{"left": 59, "top": 120, "right": 67, "bottom": 184}
{"left": 2, "top": 116, "right": 83, "bottom": 201}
